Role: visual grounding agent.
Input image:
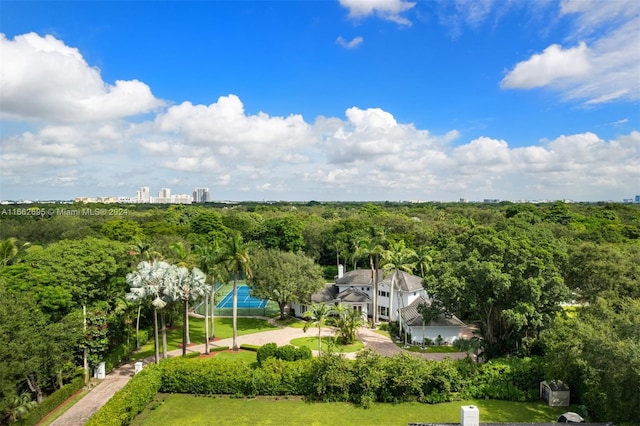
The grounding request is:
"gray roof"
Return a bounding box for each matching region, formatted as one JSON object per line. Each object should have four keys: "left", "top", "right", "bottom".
{"left": 336, "top": 269, "right": 384, "bottom": 285}
{"left": 336, "top": 287, "right": 371, "bottom": 303}
{"left": 380, "top": 270, "right": 425, "bottom": 292}
{"left": 310, "top": 284, "right": 338, "bottom": 303}
{"left": 400, "top": 296, "right": 466, "bottom": 327}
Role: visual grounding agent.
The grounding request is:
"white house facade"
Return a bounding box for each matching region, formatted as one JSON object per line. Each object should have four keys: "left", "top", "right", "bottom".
{"left": 290, "top": 267, "right": 430, "bottom": 323}
{"left": 399, "top": 296, "right": 467, "bottom": 344}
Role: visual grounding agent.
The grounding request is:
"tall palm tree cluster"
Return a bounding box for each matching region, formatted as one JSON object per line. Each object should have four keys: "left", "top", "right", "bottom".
{"left": 125, "top": 232, "right": 253, "bottom": 363}
{"left": 126, "top": 261, "right": 210, "bottom": 363}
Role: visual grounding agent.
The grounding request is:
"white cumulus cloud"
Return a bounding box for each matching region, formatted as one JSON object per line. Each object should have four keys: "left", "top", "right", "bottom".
{"left": 0, "top": 33, "right": 164, "bottom": 123}
{"left": 501, "top": 42, "right": 591, "bottom": 89}
{"left": 339, "top": 0, "right": 415, "bottom": 25}
{"left": 501, "top": 1, "right": 640, "bottom": 104}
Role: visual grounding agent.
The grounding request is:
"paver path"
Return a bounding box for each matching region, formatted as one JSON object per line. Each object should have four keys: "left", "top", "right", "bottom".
{"left": 49, "top": 323, "right": 468, "bottom": 425}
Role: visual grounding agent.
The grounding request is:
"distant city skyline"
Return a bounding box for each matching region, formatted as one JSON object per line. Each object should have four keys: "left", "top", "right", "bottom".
{"left": 1, "top": 1, "right": 638, "bottom": 202}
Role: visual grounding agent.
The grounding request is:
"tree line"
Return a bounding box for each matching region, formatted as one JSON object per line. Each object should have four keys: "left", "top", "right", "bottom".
{"left": 1, "top": 200, "right": 639, "bottom": 423}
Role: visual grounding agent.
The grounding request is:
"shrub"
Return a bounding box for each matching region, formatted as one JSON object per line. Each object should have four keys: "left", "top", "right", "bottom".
{"left": 275, "top": 345, "right": 297, "bottom": 362}
{"left": 86, "top": 364, "right": 162, "bottom": 426}
{"left": 239, "top": 344, "right": 260, "bottom": 352}
{"left": 464, "top": 356, "right": 544, "bottom": 401}
{"left": 160, "top": 357, "right": 252, "bottom": 396}
{"left": 209, "top": 346, "right": 229, "bottom": 353}
{"left": 294, "top": 345, "right": 312, "bottom": 361}
{"left": 18, "top": 376, "right": 85, "bottom": 426}
{"left": 256, "top": 343, "right": 278, "bottom": 366}
{"left": 308, "top": 353, "right": 354, "bottom": 402}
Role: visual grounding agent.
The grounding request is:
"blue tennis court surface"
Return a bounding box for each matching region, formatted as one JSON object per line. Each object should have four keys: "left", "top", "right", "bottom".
{"left": 216, "top": 285, "right": 268, "bottom": 309}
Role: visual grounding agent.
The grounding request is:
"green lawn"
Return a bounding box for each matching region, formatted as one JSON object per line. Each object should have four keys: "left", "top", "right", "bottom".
{"left": 289, "top": 336, "right": 364, "bottom": 353}
{"left": 132, "top": 395, "right": 567, "bottom": 426}
{"left": 402, "top": 344, "right": 462, "bottom": 354}
{"left": 132, "top": 317, "right": 277, "bottom": 360}
{"left": 210, "top": 350, "right": 257, "bottom": 364}
{"left": 273, "top": 317, "right": 308, "bottom": 329}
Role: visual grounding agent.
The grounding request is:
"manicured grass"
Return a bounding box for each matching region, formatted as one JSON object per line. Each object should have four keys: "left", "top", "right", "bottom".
{"left": 210, "top": 350, "right": 257, "bottom": 364}
{"left": 401, "top": 344, "right": 462, "bottom": 354}
{"left": 273, "top": 316, "right": 308, "bottom": 328}
{"left": 290, "top": 336, "right": 364, "bottom": 353}
{"left": 131, "top": 317, "right": 277, "bottom": 361}
{"left": 132, "top": 394, "right": 567, "bottom": 426}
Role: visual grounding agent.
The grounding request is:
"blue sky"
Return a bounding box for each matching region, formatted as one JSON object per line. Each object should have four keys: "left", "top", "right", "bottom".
{"left": 1, "top": 0, "right": 638, "bottom": 202}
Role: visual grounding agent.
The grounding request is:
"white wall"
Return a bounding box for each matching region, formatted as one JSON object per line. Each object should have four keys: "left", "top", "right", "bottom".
{"left": 408, "top": 326, "right": 462, "bottom": 344}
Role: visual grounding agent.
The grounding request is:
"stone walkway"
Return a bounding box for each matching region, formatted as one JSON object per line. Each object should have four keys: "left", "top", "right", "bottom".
{"left": 49, "top": 322, "right": 469, "bottom": 425}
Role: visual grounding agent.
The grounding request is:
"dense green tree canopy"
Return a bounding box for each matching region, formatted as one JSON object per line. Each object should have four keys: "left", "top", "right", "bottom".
{"left": 0, "top": 237, "right": 129, "bottom": 317}
{"left": 248, "top": 248, "right": 325, "bottom": 319}
{"left": 424, "top": 224, "right": 570, "bottom": 358}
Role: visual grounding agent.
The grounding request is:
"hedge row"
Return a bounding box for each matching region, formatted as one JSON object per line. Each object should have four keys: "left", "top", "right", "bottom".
{"left": 18, "top": 376, "right": 85, "bottom": 426}
{"left": 87, "top": 352, "right": 546, "bottom": 425}
{"left": 85, "top": 364, "right": 162, "bottom": 426}
{"left": 157, "top": 351, "right": 544, "bottom": 406}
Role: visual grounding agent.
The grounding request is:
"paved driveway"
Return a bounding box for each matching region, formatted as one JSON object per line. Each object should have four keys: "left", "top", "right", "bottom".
{"left": 49, "top": 322, "right": 468, "bottom": 425}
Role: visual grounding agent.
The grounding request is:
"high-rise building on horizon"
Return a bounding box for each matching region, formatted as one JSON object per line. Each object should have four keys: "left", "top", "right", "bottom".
{"left": 193, "top": 187, "right": 211, "bottom": 203}
{"left": 137, "top": 186, "right": 150, "bottom": 203}
{"left": 156, "top": 188, "right": 171, "bottom": 203}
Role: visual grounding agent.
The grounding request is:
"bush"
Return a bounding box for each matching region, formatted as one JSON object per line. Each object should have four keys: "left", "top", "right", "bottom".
{"left": 209, "top": 346, "right": 229, "bottom": 353}
{"left": 256, "top": 343, "right": 278, "bottom": 366}
{"left": 160, "top": 357, "right": 252, "bottom": 396}
{"left": 464, "top": 356, "right": 544, "bottom": 401}
{"left": 86, "top": 364, "right": 162, "bottom": 426}
{"left": 294, "top": 345, "right": 312, "bottom": 361}
{"left": 308, "top": 353, "right": 354, "bottom": 402}
{"left": 275, "top": 345, "right": 297, "bottom": 362}
{"left": 239, "top": 344, "right": 260, "bottom": 352}
{"left": 18, "top": 376, "right": 85, "bottom": 426}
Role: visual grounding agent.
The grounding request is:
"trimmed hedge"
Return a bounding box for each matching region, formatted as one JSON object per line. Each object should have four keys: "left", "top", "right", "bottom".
{"left": 85, "top": 364, "right": 162, "bottom": 426}
{"left": 87, "top": 351, "right": 547, "bottom": 423}
{"left": 239, "top": 344, "right": 260, "bottom": 352}
{"left": 160, "top": 357, "right": 253, "bottom": 396}
{"left": 17, "top": 376, "right": 85, "bottom": 426}
{"left": 210, "top": 345, "right": 230, "bottom": 353}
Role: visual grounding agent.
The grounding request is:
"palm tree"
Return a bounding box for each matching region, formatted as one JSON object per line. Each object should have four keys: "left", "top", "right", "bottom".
{"left": 126, "top": 261, "right": 172, "bottom": 364}
{"left": 303, "top": 303, "right": 334, "bottom": 353}
{"left": 169, "top": 241, "right": 192, "bottom": 267}
{"left": 0, "top": 237, "right": 18, "bottom": 268}
{"left": 381, "top": 240, "right": 416, "bottom": 324}
{"left": 413, "top": 245, "right": 433, "bottom": 278}
{"left": 195, "top": 242, "right": 224, "bottom": 340}
{"left": 355, "top": 228, "right": 386, "bottom": 325}
{"left": 130, "top": 240, "right": 151, "bottom": 262}
{"left": 5, "top": 392, "right": 37, "bottom": 424}
{"left": 334, "top": 304, "right": 364, "bottom": 345}
{"left": 168, "top": 266, "right": 207, "bottom": 356}
{"left": 219, "top": 232, "right": 252, "bottom": 351}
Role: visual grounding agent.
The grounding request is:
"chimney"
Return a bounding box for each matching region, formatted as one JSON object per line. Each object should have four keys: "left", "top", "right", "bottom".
{"left": 338, "top": 264, "right": 344, "bottom": 279}
{"left": 460, "top": 405, "right": 479, "bottom": 426}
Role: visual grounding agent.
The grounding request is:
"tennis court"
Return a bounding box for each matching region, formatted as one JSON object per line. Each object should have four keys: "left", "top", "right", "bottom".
{"left": 216, "top": 285, "right": 268, "bottom": 309}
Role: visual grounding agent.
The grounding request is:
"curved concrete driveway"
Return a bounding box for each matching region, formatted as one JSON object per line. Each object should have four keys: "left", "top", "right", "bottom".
{"left": 50, "top": 323, "right": 467, "bottom": 425}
